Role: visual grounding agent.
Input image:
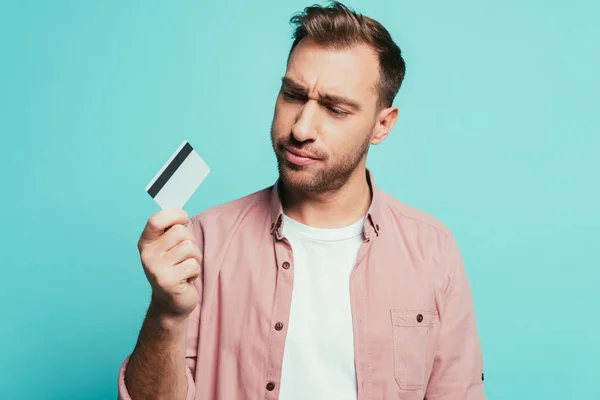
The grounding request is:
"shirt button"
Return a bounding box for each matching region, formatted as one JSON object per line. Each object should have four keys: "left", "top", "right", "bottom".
{"left": 275, "top": 322, "right": 284, "bottom": 331}
{"left": 416, "top": 314, "right": 424, "bottom": 323}
{"left": 282, "top": 261, "right": 290, "bottom": 269}
{"left": 266, "top": 382, "right": 275, "bottom": 391}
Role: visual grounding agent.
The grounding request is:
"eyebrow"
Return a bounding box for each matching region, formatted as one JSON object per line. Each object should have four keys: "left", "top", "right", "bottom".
{"left": 281, "top": 77, "right": 362, "bottom": 112}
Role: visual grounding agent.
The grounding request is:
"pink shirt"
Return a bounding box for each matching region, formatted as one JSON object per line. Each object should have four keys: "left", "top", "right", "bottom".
{"left": 118, "top": 173, "right": 486, "bottom": 399}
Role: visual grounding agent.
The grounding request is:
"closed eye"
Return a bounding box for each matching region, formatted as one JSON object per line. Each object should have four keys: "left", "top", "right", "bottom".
{"left": 327, "top": 105, "right": 349, "bottom": 117}
{"left": 283, "top": 91, "right": 303, "bottom": 101}
{"left": 282, "top": 87, "right": 349, "bottom": 117}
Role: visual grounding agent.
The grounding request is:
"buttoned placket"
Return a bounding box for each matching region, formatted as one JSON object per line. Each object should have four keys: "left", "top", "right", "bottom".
{"left": 264, "top": 212, "right": 380, "bottom": 399}
{"left": 264, "top": 215, "right": 294, "bottom": 398}
{"left": 350, "top": 215, "right": 379, "bottom": 399}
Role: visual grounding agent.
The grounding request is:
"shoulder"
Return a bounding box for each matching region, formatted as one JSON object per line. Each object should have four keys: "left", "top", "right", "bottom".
{"left": 378, "top": 190, "right": 453, "bottom": 240}
{"left": 189, "top": 185, "right": 273, "bottom": 231}
{"left": 377, "top": 189, "right": 462, "bottom": 269}
{"left": 377, "top": 190, "right": 464, "bottom": 292}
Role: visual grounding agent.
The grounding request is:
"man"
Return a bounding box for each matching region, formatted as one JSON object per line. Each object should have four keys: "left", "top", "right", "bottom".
{"left": 118, "top": 2, "right": 486, "bottom": 399}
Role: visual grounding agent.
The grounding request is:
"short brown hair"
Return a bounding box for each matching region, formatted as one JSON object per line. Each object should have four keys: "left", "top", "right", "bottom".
{"left": 288, "top": 1, "right": 406, "bottom": 109}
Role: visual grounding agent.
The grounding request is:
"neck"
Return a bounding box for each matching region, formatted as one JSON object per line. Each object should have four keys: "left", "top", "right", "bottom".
{"left": 280, "top": 167, "right": 372, "bottom": 229}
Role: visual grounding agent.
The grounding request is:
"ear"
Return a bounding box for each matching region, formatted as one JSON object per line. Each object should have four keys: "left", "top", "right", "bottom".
{"left": 371, "top": 106, "right": 399, "bottom": 145}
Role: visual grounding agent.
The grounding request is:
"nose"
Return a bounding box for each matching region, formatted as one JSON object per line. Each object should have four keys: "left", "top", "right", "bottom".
{"left": 291, "top": 100, "right": 319, "bottom": 143}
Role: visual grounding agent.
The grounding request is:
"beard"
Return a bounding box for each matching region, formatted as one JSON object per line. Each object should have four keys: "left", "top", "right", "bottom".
{"left": 271, "top": 128, "right": 371, "bottom": 193}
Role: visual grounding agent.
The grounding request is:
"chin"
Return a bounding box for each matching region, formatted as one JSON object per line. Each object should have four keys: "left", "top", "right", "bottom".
{"left": 278, "top": 162, "right": 316, "bottom": 189}
{"left": 279, "top": 163, "right": 309, "bottom": 181}
{"left": 281, "top": 165, "right": 346, "bottom": 193}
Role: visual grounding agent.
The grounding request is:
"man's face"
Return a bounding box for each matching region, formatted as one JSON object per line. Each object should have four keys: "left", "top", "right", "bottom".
{"left": 271, "top": 39, "right": 384, "bottom": 193}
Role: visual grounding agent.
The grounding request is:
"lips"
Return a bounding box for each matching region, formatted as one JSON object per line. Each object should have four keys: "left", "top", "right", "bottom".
{"left": 285, "top": 147, "right": 319, "bottom": 160}
{"left": 282, "top": 147, "right": 320, "bottom": 166}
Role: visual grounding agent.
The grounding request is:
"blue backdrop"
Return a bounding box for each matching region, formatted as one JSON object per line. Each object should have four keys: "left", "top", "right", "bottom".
{"left": 1, "top": 1, "right": 599, "bottom": 399}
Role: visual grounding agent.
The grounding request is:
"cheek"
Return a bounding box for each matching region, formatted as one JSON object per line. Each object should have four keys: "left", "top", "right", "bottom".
{"left": 273, "top": 103, "right": 297, "bottom": 132}
{"left": 271, "top": 102, "right": 283, "bottom": 136}
{"left": 324, "top": 120, "right": 371, "bottom": 157}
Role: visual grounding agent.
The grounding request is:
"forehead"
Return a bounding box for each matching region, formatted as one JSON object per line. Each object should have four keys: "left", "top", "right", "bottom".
{"left": 286, "top": 39, "right": 380, "bottom": 101}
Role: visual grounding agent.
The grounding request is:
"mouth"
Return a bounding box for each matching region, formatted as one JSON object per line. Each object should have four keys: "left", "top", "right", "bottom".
{"left": 282, "top": 147, "right": 320, "bottom": 166}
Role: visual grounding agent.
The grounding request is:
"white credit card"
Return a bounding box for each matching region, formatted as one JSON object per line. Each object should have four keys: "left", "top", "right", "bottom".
{"left": 145, "top": 140, "right": 210, "bottom": 210}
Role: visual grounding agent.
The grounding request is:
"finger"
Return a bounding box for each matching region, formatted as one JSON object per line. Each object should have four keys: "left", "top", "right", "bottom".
{"left": 141, "top": 209, "right": 189, "bottom": 242}
{"left": 158, "top": 224, "right": 196, "bottom": 253}
{"left": 174, "top": 259, "right": 201, "bottom": 282}
{"left": 165, "top": 238, "right": 203, "bottom": 266}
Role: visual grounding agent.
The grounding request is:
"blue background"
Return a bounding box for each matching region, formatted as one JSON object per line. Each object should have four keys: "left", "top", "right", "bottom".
{"left": 1, "top": 1, "right": 598, "bottom": 399}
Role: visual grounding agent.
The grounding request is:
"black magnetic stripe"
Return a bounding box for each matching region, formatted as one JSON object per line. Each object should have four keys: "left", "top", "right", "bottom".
{"left": 147, "top": 142, "right": 193, "bottom": 198}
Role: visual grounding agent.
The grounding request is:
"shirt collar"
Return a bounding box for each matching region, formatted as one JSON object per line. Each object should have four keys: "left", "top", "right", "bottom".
{"left": 269, "top": 169, "right": 383, "bottom": 240}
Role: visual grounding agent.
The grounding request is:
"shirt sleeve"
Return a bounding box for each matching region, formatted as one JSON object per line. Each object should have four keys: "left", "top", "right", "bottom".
{"left": 117, "top": 216, "right": 205, "bottom": 400}
{"left": 425, "top": 233, "right": 486, "bottom": 400}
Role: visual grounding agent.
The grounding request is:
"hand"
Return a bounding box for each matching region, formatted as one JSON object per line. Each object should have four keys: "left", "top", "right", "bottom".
{"left": 137, "top": 209, "right": 202, "bottom": 320}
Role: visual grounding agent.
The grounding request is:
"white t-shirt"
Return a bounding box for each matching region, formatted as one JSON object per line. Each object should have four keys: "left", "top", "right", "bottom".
{"left": 278, "top": 214, "right": 365, "bottom": 400}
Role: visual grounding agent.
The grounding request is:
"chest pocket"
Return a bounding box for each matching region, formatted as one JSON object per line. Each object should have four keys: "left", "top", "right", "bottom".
{"left": 391, "top": 309, "right": 436, "bottom": 391}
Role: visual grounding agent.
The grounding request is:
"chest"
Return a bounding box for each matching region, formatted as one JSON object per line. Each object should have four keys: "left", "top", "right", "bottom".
{"left": 197, "top": 234, "right": 445, "bottom": 399}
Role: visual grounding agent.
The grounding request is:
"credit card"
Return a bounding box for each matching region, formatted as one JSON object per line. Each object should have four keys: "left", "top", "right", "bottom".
{"left": 145, "top": 140, "right": 210, "bottom": 209}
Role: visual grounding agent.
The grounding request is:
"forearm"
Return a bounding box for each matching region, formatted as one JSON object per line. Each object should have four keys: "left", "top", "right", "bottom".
{"left": 124, "top": 302, "right": 189, "bottom": 400}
